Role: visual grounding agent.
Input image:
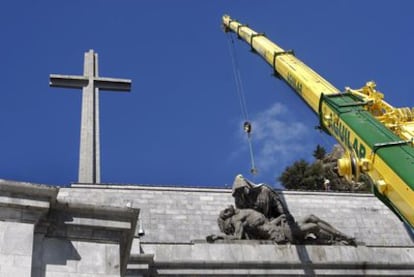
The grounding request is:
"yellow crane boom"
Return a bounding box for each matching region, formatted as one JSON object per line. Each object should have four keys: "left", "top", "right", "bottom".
{"left": 222, "top": 15, "right": 414, "bottom": 228}
{"left": 223, "top": 15, "right": 340, "bottom": 112}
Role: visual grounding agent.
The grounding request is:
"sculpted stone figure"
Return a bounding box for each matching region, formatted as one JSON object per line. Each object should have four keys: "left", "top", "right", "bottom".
{"left": 208, "top": 205, "right": 355, "bottom": 245}
{"left": 213, "top": 205, "right": 286, "bottom": 242}
{"left": 207, "top": 174, "right": 357, "bottom": 245}
{"left": 232, "top": 174, "right": 292, "bottom": 220}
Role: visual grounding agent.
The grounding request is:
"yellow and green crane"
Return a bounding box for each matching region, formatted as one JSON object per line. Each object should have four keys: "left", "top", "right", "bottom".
{"left": 222, "top": 15, "right": 414, "bottom": 228}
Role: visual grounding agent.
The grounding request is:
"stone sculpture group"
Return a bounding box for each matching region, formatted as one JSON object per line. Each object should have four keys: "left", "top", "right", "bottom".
{"left": 207, "top": 175, "right": 355, "bottom": 245}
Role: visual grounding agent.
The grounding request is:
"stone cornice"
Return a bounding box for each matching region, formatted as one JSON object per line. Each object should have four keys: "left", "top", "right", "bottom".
{"left": 0, "top": 180, "right": 139, "bottom": 277}
{"left": 0, "top": 180, "right": 58, "bottom": 223}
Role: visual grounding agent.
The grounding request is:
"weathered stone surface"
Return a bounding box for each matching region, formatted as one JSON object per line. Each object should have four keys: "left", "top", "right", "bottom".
{"left": 0, "top": 180, "right": 138, "bottom": 277}
{"left": 49, "top": 50, "right": 131, "bottom": 184}
{"left": 0, "top": 222, "right": 34, "bottom": 277}
{"left": 61, "top": 184, "right": 414, "bottom": 275}
{"left": 31, "top": 235, "right": 122, "bottom": 277}
{"left": 0, "top": 222, "right": 34, "bottom": 255}
{"left": 136, "top": 243, "right": 414, "bottom": 276}
{"left": 32, "top": 201, "right": 138, "bottom": 277}
{"left": 1, "top": 180, "right": 413, "bottom": 276}
{"left": 67, "top": 184, "right": 414, "bottom": 247}
{"left": 0, "top": 180, "right": 57, "bottom": 277}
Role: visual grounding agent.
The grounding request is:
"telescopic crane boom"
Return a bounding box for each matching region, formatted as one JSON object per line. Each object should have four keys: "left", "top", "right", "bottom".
{"left": 222, "top": 15, "right": 414, "bottom": 228}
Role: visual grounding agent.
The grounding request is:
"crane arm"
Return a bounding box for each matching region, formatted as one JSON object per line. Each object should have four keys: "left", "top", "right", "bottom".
{"left": 222, "top": 15, "right": 414, "bottom": 228}
{"left": 222, "top": 14, "right": 340, "bottom": 113}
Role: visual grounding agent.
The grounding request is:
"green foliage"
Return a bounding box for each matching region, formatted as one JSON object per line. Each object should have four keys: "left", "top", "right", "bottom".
{"left": 278, "top": 159, "right": 324, "bottom": 190}
{"left": 278, "top": 144, "right": 371, "bottom": 192}
{"left": 313, "top": 144, "right": 326, "bottom": 160}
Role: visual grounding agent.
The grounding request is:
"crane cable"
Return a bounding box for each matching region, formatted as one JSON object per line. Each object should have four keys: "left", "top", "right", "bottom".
{"left": 227, "top": 33, "right": 258, "bottom": 175}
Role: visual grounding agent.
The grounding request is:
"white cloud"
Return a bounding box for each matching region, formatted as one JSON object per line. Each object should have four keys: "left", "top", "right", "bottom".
{"left": 232, "top": 102, "right": 316, "bottom": 180}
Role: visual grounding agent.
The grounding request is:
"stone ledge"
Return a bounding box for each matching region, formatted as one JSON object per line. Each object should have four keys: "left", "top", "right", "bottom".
{"left": 0, "top": 180, "right": 141, "bottom": 277}
{"left": 0, "top": 195, "right": 50, "bottom": 209}
{"left": 134, "top": 243, "right": 414, "bottom": 276}
{"left": 71, "top": 183, "right": 233, "bottom": 193}
{"left": 43, "top": 202, "right": 139, "bottom": 241}
{"left": 70, "top": 183, "right": 374, "bottom": 198}
{"left": 0, "top": 179, "right": 58, "bottom": 199}
{"left": 0, "top": 180, "right": 58, "bottom": 223}
{"left": 44, "top": 200, "right": 139, "bottom": 277}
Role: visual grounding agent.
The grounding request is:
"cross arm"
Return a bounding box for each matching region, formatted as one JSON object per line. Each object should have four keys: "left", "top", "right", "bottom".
{"left": 95, "top": 77, "right": 132, "bottom": 92}
{"left": 49, "top": 74, "right": 88, "bottom": 89}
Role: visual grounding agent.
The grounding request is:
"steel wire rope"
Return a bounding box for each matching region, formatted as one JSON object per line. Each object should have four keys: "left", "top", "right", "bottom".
{"left": 227, "top": 34, "right": 249, "bottom": 121}
{"left": 227, "top": 33, "right": 258, "bottom": 175}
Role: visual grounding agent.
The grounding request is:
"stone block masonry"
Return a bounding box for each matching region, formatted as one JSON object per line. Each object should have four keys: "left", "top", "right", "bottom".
{"left": 67, "top": 184, "right": 414, "bottom": 247}
{"left": 67, "top": 183, "right": 414, "bottom": 276}
{"left": 0, "top": 180, "right": 139, "bottom": 277}
{"left": 0, "top": 180, "right": 57, "bottom": 276}
{"left": 1, "top": 179, "right": 413, "bottom": 276}
{"left": 0, "top": 222, "right": 34, "bottom": 276}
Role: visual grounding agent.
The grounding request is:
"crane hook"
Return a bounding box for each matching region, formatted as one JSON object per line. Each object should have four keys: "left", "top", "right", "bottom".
{"left": 243, "top": 121, "right": 257, "bottom": 175}
{"left": 250, "top": 167, "right": 258, "bottom": 175}
{"left": 243, "top": 121, "right": 252, "bottom": 134}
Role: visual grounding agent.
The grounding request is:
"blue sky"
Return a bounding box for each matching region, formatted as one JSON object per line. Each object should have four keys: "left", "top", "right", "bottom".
{"left": 0, "top": 1, "right": 413, "bottom": 188}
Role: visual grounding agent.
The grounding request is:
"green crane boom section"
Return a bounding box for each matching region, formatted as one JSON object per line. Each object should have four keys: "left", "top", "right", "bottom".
{"left": 222, "top": 15, "right": 414, "bottom": 228}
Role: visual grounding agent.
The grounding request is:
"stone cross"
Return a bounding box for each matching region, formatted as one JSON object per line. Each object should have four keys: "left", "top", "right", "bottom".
{"left": 50, "top": 49, "right": 131, "bottom": 184}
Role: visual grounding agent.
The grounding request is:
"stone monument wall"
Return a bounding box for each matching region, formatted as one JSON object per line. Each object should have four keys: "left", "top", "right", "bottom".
{"left": 0, "top": 180, "right": 138, "bottom": 277}
{"left": 63, "top": 184, "right": 414, "bottom": 276}
{"left": 0, "top": 222, "right": 34, "bottom": 276}
{"left": 1, "top": 180, "right": 413, "bottom": 276}
{"left": 31, "top": 236, "right": 121, "bottom": 277}
{"left": 65, "top": 184, "right": 414, "bottom": 247}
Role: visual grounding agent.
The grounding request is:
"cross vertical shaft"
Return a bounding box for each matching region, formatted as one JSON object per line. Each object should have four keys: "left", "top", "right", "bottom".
{"left": 50, "top": 49, "right": 131, "bottom": 184}
{"left": 80, "top": 50, "right": 99, "bottom": 184}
